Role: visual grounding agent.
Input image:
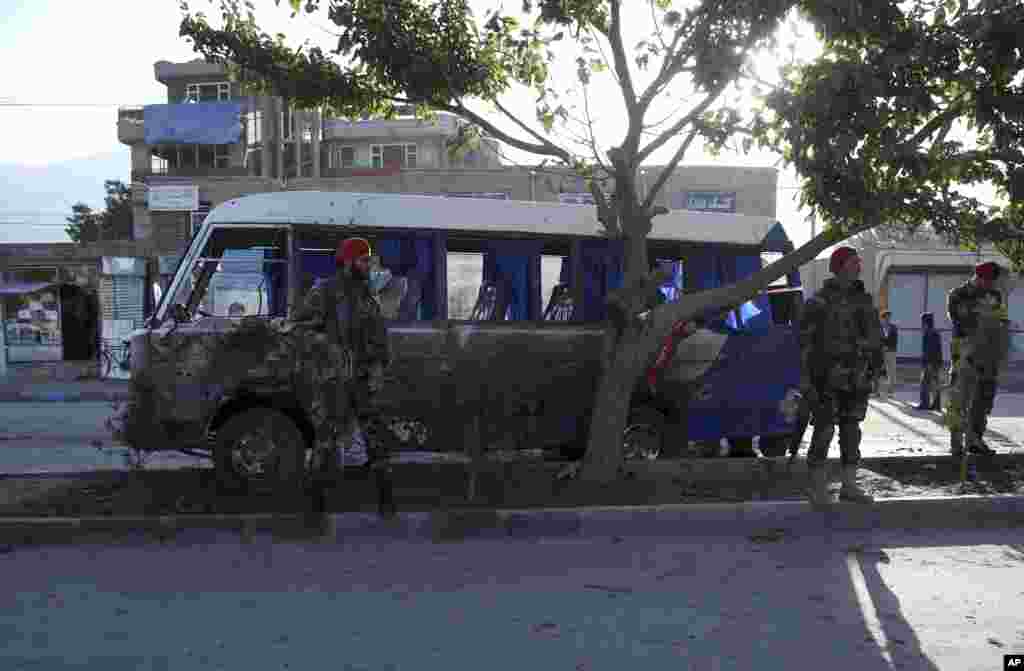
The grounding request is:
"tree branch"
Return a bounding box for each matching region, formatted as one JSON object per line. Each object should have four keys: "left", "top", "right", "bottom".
{"left": 642, "top": 127, "right": 700, "bottom": 212}
{"left": 636, "top": 82, "right": 728, "bottom": 164}
{"left": 492, "top": 98, "right": 570, "bottom": 157}
{"left": 603, "top": 0, "right": 638, "bottom": 112}
{"left": 441, "top": 101, "right": 572, "bottom": 163}
{"left": 603, "top": 0, "right": 642, "bottom": 158}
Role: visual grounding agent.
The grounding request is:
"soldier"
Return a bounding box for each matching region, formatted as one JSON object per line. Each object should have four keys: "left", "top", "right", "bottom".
{"left": 945, "top": 261, "right": 1006, "bottom": 457}
{"left": 295, "top": 237, "right": 395, "bottom": 516}
{"left": 799, "top": 246, "right": 883, "bottom": 506}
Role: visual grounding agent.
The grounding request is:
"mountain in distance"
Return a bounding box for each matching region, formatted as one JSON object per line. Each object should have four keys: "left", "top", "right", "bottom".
{"left": 0, "top": 150, "right": 131, "bottom": 244}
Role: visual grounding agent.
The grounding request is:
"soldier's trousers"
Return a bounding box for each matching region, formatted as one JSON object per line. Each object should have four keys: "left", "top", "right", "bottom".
{"left": 944, "top": 341, "right": 998, "bottom": 448}
{"left": 806, "top": 389, "right": 869, "bottom": 467}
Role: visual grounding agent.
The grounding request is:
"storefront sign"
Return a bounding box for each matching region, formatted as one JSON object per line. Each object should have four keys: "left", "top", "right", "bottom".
{"left": 683, "top": 191, "right": 736, "bottom": 213}
{"left": 148, "top": 185, "right": 199, "bottom": 211}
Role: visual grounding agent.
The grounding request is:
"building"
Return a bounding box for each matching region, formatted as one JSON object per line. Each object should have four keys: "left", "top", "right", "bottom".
{"left": 799, "top": 227, "right": 1023, "bottom": 363}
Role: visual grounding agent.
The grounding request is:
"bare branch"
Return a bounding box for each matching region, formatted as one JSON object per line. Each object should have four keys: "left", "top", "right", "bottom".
{"left": 636, "top": 82, "right": 728, "bottom": 164}
{"left": 441, "top": 101, "right": 572, "bottom": 163}
{"left": 581, "top": 82, "right": 610, "bottom": 174}
{"left": 492, "top": 98, "right": 567, "bottom": 154}
{"left": 636, "top": 11, "right": 699, "bottom": 113}
{"left": 643, "top": 127, "right": 700, "bottom": 212}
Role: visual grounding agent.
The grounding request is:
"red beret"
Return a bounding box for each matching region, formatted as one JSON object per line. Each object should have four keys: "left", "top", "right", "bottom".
{"left": 336, "top": 237, "right": 371, "bottom": 266}
{"left": 975, "top": 261, "right": 1000, "bottom": 280}
{"left": 829, "top": 246, "right": 859, "bottom": 274}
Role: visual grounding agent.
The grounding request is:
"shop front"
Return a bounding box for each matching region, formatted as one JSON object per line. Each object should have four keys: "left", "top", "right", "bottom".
{"left": 0, "top": 267, "right": 100, "bottom": 368}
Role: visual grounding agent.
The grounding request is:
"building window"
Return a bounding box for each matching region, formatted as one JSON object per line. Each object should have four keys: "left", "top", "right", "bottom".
{"left": 150, "top": 145, "right": 231, "bottom": 171}
{"left": 329, "top": 146, "right": 356, "bottom": 169}
{"left": 151, "top": 152, "right": 168, "bottom": 174}
{"left": 184, "top": 82, "right": 232, "bottom": 103}
{"left": 370, "top": 144, "right": 416, "bottom": 169}
{"left": 245, "top": 111, "right": 262, "bottom": 146}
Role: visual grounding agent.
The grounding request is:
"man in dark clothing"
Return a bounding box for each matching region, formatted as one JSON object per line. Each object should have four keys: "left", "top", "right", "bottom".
{"left": 916, "top": 312, "right": 943, "bottom": 411}
{"left": 799, "top": 246, "right": 883, "bottom": 506}
{"left": 944, "top": 261, "right": 1006, "bottom": 457}
{"left": 294, "top": 236, "right": 395, "bottom": 516}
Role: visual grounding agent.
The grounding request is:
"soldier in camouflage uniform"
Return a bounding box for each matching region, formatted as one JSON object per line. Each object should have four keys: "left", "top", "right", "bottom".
{"left": 293, "top": 237, "right": 395, "bottom": 515}
{"left": 945, "top": 262, "right": 1006, "bottom": 458}
{"left": 799, "top": 247, "right": 883, "bottom": 506}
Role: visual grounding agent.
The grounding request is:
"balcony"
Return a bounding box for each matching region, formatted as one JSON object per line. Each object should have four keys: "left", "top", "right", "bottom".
{"left": 132, "top": 166, "right": 252, "bottom": 183}
{"left": 322, "top": 113, "right": 458, "bottom": 141}
{"left": 117, "top": 107, "right": 146, "bottom": 144}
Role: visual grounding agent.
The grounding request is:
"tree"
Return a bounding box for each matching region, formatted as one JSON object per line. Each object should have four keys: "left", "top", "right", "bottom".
{"left": 65, "top": 180, "right": 134, "bottom": 244}
{"left": 754, "top": 0, "right": 1024, "bottom": 271}
{"left": 179, "top": 0, "right": 1024, "bottom": 483}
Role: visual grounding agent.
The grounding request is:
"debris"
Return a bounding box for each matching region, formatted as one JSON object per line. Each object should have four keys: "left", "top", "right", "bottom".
{"left": 988, "top": 637, "right": 1004, "bottom": 648}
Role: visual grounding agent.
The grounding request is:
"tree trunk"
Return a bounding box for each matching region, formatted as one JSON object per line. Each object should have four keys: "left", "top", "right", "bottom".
{"left": 580, "top": 332, "right": 651, "bottom": 483}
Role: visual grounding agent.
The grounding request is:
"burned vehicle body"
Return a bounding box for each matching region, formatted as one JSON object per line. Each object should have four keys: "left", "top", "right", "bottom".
{"left": 129, "top": 191, "right": 804, "bottom": 489}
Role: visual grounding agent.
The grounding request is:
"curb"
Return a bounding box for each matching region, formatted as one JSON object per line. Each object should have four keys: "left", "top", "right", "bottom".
{"left": 1, "top": 495, "right": 1022, "bottom": 548}
{"left": 0, "top": 391, "right": 130, "bottom": 403}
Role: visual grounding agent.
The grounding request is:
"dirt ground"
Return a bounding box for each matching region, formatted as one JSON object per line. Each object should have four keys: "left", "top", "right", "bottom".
{"left": 2, "top": 454, "right": 1023, "bottom": 518}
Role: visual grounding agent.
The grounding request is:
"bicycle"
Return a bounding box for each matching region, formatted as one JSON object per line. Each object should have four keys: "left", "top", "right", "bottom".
{"left": 98, "top": 338, "right": 132, "bottom": 378}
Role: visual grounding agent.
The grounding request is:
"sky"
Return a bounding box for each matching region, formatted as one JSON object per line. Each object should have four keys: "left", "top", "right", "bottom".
{"left": 0, "top": 0, "right": 990, "bottom": 251}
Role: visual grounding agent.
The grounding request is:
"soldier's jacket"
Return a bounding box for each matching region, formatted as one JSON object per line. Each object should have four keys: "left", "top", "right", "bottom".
{"left": 965, "top": 294, "right": 1011, "bottom": 378}
{"left": 800, "top": 277, "right": 884, "bottom": 394}
{"left": 947, "top": 280, "right": 1003, "bottom": 339}
{"left": 292, "top": 270, "right": 391, "bottom": 377}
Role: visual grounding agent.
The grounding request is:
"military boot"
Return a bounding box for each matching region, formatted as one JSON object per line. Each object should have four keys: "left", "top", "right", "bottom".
{"left": 968, "top": 438, "right": 996, "bottom": 457}
{"left": 806, "top": 464, "right": 832, "bottom": 507}
{"left": 838, "top": 465, "right": 874, "bottom": 503}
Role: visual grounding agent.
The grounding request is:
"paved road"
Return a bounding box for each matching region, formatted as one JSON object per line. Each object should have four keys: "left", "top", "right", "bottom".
{"left": 1, "top": 390, "right": 1023, "bottom": 475}
{"left": 1, "top": 527, "right": 1022, "bottom": 670}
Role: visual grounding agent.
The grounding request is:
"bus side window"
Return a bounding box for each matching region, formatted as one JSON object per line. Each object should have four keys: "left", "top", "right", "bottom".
{"left": 447, "top": 252, "right": 485, "bottom": 320}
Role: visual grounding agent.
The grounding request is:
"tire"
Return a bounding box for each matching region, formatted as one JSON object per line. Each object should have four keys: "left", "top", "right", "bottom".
{"left": 623, "top": 407, "right": 666, "bottom": 461}
{"left": 213, "top": 408, "right": 308, "bottom": 499}
{"left": 758, "top": 435, "right": 791, "bottom": 457}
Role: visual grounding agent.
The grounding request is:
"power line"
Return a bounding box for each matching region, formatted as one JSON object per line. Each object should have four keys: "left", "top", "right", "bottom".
{"left": 0, "top": 103, "right": 133, "bottom": 108}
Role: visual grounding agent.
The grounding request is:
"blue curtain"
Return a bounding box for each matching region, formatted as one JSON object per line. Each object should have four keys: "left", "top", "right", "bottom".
{"left": 575, "top": 239, "right": 624, "bottom": 322}
{"left": 686, "top": 247, "right": 719, "bottom": 291}
{"left": 262, "top": 249, "right": 287, "bottom": 317}
{"left": 482, "top": 240, "right": 543, "bottom": 320}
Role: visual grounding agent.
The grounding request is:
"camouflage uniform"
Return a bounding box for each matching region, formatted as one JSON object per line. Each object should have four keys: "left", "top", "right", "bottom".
{"left": 944, "top": 280, "right": 1006, "bottom": 454}
{"left": 293, "top": 269, "right": 391, "bottom": 470}
{"left": 800, "top": 278, "right": 883, "bottom": 495}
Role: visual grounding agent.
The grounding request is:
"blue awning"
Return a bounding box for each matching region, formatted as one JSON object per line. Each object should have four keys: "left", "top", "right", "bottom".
{"left": 144, "top": 102, "right": 242, "bottom": 145}
{"left": 762, "top": 221, "right": 794, "bottom": 253}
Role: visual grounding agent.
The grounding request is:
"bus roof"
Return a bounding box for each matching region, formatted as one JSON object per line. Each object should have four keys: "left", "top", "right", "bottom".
{"left": 205, "top": 190, "right": 779, "bottom": 248}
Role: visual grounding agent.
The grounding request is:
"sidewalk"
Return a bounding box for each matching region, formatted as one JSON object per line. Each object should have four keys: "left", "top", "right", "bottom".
{"left": 0, "top": 378, "right": 131, "bottom": 403}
